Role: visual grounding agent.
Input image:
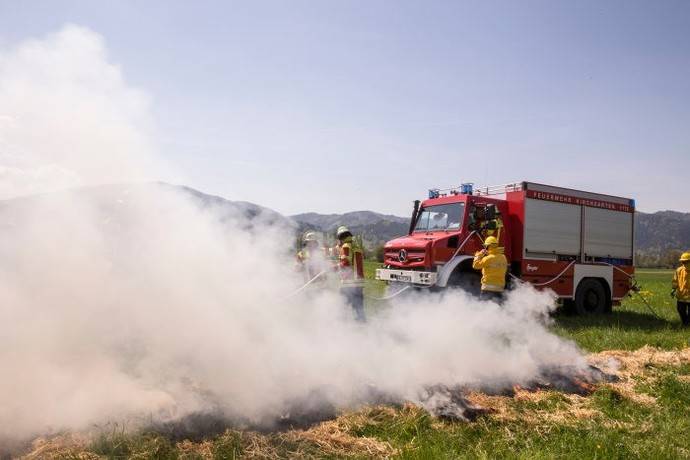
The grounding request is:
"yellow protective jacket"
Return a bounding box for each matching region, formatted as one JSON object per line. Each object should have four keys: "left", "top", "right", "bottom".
{"left": 296, "top": 247, "right": 322, "bottom": 281}
{"left": 338, "top": 236, "right": 365, "bottom": 287}
{"left": 472, "top": 247, "right": 508, "bottom": 292}
{"left": 673, "top": 265, "right": 690, "bottom": 302}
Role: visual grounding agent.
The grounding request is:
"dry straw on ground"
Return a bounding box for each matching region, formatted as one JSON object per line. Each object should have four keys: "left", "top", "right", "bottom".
{"left": 588, "top": 345, "right": 690, "bottom": 406}
{"left": 18, "top": 346, "right": 690, "bottom": 459}
{"left": 21, "top": 434, "right": 99, "bottom": 460}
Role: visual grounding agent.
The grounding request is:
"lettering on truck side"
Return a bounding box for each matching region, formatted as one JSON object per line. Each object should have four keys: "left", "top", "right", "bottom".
{"left": 527, "top": 190, "right": 633, "bottom": 213}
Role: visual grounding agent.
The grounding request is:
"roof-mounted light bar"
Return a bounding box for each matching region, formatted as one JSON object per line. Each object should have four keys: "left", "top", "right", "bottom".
{"left": 428, "top": 182, "right": 474, "bottom": 199}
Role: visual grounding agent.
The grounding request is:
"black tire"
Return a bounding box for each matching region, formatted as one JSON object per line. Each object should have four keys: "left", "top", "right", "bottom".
{"left": 574, "top": 278, "right": 607, "bottom": 315}
{"left": 561, "top": 298, "right": 576, "bottom": 315}
{"left": 447, "top": 270, "right": 481, "bottom": 297}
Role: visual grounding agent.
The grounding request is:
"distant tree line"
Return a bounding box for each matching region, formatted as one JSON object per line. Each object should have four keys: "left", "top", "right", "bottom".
{"left": 635, "top": 249, "right": 686, "bottom": 268}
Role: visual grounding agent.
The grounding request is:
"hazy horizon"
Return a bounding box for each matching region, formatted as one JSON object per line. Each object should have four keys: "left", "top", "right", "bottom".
{"left": 1, "top": 1, "right": 688, "bottom": 215}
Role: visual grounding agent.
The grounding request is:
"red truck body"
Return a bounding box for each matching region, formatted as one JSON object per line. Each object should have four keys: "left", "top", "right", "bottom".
{"left": 376, "top": 182, "right": 636, "bottom": 312}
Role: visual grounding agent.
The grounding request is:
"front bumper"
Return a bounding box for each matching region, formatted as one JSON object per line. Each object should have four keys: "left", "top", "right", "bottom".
{"left": 376, "top": 268, "right": 437, "bottom": 286}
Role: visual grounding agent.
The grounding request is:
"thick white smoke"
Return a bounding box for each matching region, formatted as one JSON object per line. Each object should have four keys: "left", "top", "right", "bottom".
{"left": 0, "top": 26, "right": 587, "bottom": 444}
{"left": 0, "top": 24, "right": 161, "bottom": 199}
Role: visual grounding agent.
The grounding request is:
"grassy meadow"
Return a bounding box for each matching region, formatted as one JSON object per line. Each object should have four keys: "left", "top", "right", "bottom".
{"left": 24, "top": 266, "right": 690, "bottom": 459}
{"left": 554, "top": 269, "right": 689, "bottom": 352}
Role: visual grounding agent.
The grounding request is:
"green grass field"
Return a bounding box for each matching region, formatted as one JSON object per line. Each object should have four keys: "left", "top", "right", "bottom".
{"left": 363, "top": 262, "right": 687, "bottom": 352}
{"left": 353, "top": 264, "right": 690, "bottom": 459}
{"left": 554, "top": 269, "right": 689, "bottom": 352}
{"left": 33, "top": 266, "right": 690, "bottom": 459}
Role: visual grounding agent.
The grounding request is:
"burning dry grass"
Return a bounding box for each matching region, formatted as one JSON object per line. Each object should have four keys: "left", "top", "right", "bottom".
{"left": 589, "top": 344, "right": 690, "bottom": 374}
{"left": 457, "top": 345, "right": 690, "bottom": 429}
{"left": 20, "top": 434, "right": 98, "bottom": 460}
{"left": 19, "top": 410, "right": 398, "bottom": 459}
{"left": 588, "top": 345, "right": 690, "bottom": 406}
{"left": 172, "top": 408, "right": 398, "bottom": 459}
{"left": 283, "top": 411, "right": 398, "bottom": 458}
{"left": 465, "top": 390, "right": 599, "bottom": 426}
{"left": 463, "top": 346, "right": 690, "bottom": 427}
{"left": 17, "top": 346, "right": 690, "bottom": 459}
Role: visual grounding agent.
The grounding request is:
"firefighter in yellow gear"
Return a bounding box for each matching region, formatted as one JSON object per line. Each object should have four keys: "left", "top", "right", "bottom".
{"left": 296, "top": 231, "right": 323, "bottom": 282}
{"left": 335, "top": 225, "right": 366, "bottom": 322}
{"left": 472, "top": 236, "right": 508, "bottom": 302}
{"left": 672, "top": 252, "right": 690, "bottom": 326}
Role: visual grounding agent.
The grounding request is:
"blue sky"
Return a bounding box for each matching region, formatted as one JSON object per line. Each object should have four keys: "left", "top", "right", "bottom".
{"left": 0, "top": 1, "right": 688, "bottom": 215}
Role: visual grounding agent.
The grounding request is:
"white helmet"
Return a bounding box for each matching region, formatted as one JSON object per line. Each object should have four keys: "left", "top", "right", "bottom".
{"left": 302, "top": 231, "right": 318, "bottom": 243}
{"left": 336, "top": 226, "right": 350, "bottom": 239}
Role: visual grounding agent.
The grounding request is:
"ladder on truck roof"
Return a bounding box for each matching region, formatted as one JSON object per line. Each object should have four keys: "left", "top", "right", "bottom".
{"left": 429, "top": 182, "right": 632, "bottom": 204}
{"left": 473, "top": 182, "right": 525, "bottom": 196}
{"left": 428, "top": 182, "right": 524, "bottom": 198}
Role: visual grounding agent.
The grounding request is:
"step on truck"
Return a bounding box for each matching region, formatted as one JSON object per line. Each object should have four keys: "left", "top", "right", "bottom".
{"left": 376, "top": 182, "right": 636, "bottom": 314}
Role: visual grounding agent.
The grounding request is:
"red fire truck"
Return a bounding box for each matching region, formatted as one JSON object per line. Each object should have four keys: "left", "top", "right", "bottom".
{"left": 376, "top": 182, "right": 636, "bottom": 314}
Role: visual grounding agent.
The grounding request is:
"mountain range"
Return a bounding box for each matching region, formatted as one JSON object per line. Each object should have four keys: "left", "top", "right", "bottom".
{"left": 1, "top": 182, "right": 687, "bottom": 266}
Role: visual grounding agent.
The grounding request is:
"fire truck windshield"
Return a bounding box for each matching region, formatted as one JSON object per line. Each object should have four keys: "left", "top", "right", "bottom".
{"left": 414, "top": 203, "right": 465, "bottom": 232}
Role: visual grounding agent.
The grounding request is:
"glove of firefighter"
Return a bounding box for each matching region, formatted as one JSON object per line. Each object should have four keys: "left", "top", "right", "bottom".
{"left": 671, "top": 289, "right": 676, "bottom": 298}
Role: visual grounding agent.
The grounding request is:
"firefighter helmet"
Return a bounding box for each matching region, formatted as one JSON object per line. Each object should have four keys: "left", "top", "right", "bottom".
{"left": 302, "top": 231, "right": 318, "bottom": 243}
{"left": 483, "top": 236, "right": 499, "bottom": 247}
{"left": 680, "top": 252, "right": 690, "bottom": 262}
{"left": 336, "top": 226, "right": 350, "bottom": 238}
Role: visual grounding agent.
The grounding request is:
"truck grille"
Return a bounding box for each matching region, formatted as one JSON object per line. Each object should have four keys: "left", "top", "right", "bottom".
{"left": 385, "top": 249, "right": 426, "bottom": 264}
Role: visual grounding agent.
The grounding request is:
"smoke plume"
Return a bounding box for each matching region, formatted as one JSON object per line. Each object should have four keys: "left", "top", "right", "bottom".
{"left": 0, "top": 25, "right": 588, "bottom": 446}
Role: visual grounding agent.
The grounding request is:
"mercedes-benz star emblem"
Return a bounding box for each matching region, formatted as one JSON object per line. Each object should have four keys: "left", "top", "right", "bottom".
{"left": 398, "top": 249, "right": 407, "bottom": 262}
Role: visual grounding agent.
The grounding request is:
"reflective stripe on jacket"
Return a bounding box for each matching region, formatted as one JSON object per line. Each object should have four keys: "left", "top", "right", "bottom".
{"left": 673, "top": 265, "right": 690, "bottom": 302}
{"left": 472, "top": 247, "right": 508, "bottom": 292}
{"left": 339, "top": 236, "right": 365, "bottom": 287}
{"left": 297, "top": 248, "right": 321, "bottom": 281}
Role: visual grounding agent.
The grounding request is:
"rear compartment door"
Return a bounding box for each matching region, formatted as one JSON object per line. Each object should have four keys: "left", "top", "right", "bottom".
{"left": 524, "top": 199, "right": 581, "bottom": 257}
{"left": 583, "top": 207, "right": 633, "bottom": 259}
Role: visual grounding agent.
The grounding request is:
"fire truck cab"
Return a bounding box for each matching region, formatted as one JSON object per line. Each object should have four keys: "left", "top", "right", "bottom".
{"left": 376, "top": 182, "right": 636, "bottom": 314}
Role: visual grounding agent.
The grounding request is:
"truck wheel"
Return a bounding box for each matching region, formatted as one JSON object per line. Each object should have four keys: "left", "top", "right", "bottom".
{"left": 447, "top": 271, "right": 481, "bottom": 297}
{"left": 574, "top": 279, "right": 607, "bottom": 315}
{"left": 561, "top": 299, "right": 576, "bottom": 315}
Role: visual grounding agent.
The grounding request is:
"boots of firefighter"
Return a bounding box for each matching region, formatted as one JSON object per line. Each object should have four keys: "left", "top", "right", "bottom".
{"left": 677, "top": 301, "right": 690, "bottom": 327}
{"left": 480, "top": 290, "right": 504, "bottom": 304}
{"left": 343, "top": 286, "right": 366, "bottom": 322}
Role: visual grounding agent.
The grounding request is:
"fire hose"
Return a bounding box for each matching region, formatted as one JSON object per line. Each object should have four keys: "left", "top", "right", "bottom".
{"left": 283, "top": 270, "right": 328, "bottom": 299}
{"left": 285, "top": 271, "right": 416, "bottom": 302}
{"left": 286, "top": 269, "right": 426, "bottom": 302}
{"left": 449, "top": 231, "right": 479, "bottom": 260}
{"left": 287, "top": 241, "right": 660, "bottom": 317}
{"left": 507, "top": 260, "right": 576, "bottom": 286}
{"left": 364, "top": 285, "right": 411, "bottom": 301}
{"left": 600, "top": 262, "right": 661, "bottom": 319}
{"left": 364, "top": 232, "right": 482, "bottom": 301}
{"left": 474, "top": 232, "right": 578, "bottom": 287}
{"left": 507, "top": 260, "right": 660, "bottom": 318}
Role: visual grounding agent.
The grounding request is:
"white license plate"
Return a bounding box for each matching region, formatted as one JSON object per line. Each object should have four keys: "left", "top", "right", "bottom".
{"left": 395, "top": 274, "right": 412, "bottom": 282}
